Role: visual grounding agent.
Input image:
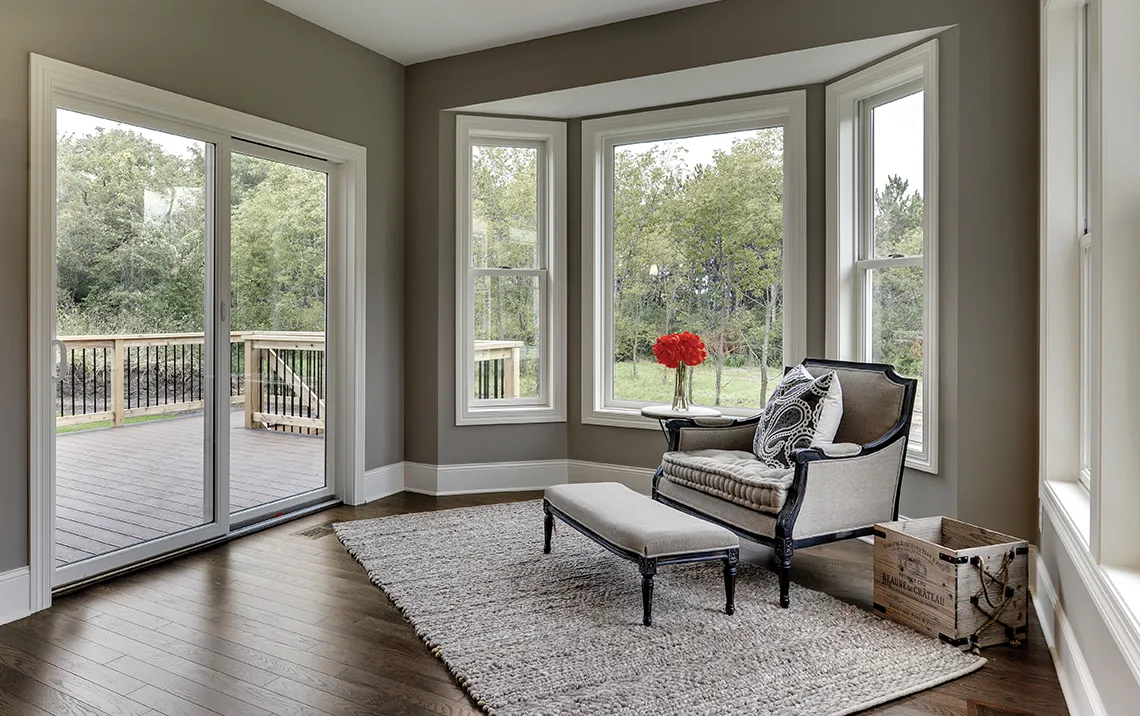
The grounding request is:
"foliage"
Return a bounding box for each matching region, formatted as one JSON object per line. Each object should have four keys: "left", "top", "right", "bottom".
{"left": 56, "top": 127, "right": 327, "bottom": 337}
{"left": 870, "top": 175, "right": 925, "bottom": 379}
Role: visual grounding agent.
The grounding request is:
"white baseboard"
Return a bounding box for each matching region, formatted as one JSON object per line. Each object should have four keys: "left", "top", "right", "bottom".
{"left": 403, "top": 460, "right": 569, "bottom": 496}
{"left": 568, "top": 460, "right": 655, "bottom": 495}
{"left": 1035, "top": 553, "right": 1109, "bottom": 716}
{"left": 362, "top": 462, "right": 404, "bottom": 503}
{"left": 0, "top": 567, "right": 31, "bottom": 627}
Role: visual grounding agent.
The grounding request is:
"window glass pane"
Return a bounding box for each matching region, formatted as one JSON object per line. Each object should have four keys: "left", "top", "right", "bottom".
{"left": 872, "top": 91, "right": 924, "bottom": 259}
{"left": 610, "top": 127, "right": 785, "bottom": 409}
{"left": 1080, "top": 243, "right": 1092, "bottom": 474}
{"left": 471, "top": 145, "right": 538, "bottom": 269}
{"left": 473, "top": 275, "right": 540, "bottom": 400}
{"left": 869, "top": 264, "right": 924, "bottom": 448}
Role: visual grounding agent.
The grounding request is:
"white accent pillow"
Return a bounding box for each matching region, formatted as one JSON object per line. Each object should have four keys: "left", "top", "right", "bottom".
{"left": 811, "top": 371, "right": 843, "bottom": 446}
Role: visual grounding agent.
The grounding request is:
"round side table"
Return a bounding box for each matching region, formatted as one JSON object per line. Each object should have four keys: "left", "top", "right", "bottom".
{"left": 640, "top": 404, "right": 723, "bottom": 444}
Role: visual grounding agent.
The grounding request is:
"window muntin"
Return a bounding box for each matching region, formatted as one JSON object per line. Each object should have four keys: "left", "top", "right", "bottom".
{"left": 608, "top": 127, "right": 786, "bottom": 410}
{"left": 456, "top": 117, "right": 565, "bottom": 425}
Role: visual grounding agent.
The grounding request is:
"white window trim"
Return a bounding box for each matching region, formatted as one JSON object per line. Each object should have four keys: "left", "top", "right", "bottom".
{"left": 826, "top": 40, "right": 940, "bottom": 473}
{"left": 581, "top": 92, "right": 808, "bottom": 430}
{"left": 28, "top": 55, "right": 367, "bottom": 612}
{"left": 454, "top": 115, "right": 567, "bottom": 426}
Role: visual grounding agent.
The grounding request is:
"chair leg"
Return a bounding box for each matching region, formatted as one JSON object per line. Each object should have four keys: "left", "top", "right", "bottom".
{"left": 543, "top": 506, "right": 553, "bottom": 554}
{"left": 776, "top": 540, "right": 793, "bottom": 609}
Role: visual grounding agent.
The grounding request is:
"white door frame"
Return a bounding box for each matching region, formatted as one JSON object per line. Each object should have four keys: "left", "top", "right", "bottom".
{"left": 28, "top": 55, "right": 367, "bottom": 609}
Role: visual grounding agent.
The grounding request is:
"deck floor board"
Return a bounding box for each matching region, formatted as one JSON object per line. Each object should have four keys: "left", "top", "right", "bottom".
{"left": 56, "top": 411, "right": 324, "bottom": 567}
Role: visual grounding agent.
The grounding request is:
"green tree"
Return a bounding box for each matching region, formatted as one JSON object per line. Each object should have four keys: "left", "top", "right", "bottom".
{"left": 870, "top": 175, "right": 924, "bottom": 378}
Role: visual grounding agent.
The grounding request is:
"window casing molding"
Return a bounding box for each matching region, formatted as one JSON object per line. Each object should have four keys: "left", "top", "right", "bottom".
{"left": 580, "top": 92, "right": 808, "bottom": 430}
{"left": 455, "top": 115, "right": 567, "bottom": 426}
{"left": 826, "top": 40, "right": 939, "bottom": 473}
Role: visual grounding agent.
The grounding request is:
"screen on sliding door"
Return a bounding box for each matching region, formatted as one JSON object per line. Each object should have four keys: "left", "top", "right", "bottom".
{"left": 54, "top": 108, "right": 213, "bottom": 567}
{"left": 229, "top": 150, "right": 329, "bottom": 516}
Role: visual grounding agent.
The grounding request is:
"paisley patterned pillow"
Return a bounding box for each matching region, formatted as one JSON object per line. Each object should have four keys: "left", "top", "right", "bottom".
{"left": 753, "top": 366, "right": 838, "bottom": 469}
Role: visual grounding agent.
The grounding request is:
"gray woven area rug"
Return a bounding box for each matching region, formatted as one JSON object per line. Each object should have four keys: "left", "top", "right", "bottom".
{"left": 334, "top": 500, "right": 984, "bottom": 716}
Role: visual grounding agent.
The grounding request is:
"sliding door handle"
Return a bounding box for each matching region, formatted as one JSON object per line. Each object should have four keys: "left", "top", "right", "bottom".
{"left": 51, "top": 339, "right": 66, "bottom": 380}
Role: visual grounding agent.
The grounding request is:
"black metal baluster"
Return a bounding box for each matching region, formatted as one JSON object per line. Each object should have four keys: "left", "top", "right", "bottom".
{"left": 59, "top": 367, "right": 64, "bottom": 417}
{"left": 70, "top": 349, "right": 75, "bottom": 416}
{"left": 162, "top": 345, "right": 168, "bottom": 406}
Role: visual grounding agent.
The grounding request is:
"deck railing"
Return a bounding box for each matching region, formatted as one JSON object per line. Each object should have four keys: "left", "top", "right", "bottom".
{"left": 54, "top": 331, "right": 325, "bottom": 433}
{"left": 56, "top": 332, "right": 524, "bottom": 430}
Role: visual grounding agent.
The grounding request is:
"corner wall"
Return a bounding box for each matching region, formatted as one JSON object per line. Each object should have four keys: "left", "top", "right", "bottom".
{"left": 0, "top": 0, "right": 406, "bottom": 574}
{"left": 404, "top": 0, "right": 1039, "bottom": 540}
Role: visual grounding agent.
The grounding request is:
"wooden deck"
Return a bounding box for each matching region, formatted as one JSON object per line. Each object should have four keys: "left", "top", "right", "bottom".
{"left": 56, "top": 411, "right": 324, "bottom": 566}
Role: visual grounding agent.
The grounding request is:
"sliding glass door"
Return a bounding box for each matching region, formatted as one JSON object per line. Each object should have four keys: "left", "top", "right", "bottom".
{"left": 49, "top": 110, "right": 335, "bottom": 586}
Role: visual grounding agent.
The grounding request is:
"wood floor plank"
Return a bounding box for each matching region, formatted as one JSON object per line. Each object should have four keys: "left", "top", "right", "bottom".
{"left": 106, "top": 657, "right": 276, "bottom": 716}
{"left": 0, "top": 662, "right": 114, "bottom": 716}
{"left": 0, "top": 638, "right": 149, "bottom": 716}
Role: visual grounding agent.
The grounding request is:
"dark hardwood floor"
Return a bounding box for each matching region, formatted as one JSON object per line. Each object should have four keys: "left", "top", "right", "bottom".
{"left": 0, "top": 491, "right": 1068, "bottom": 716}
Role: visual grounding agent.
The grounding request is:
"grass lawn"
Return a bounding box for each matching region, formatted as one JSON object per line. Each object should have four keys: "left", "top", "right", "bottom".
{"left": 56, "top": 412, "right": 196, "bottom": 434}
{"left": 613, "top": 360, "right": 778, "bottom": 411}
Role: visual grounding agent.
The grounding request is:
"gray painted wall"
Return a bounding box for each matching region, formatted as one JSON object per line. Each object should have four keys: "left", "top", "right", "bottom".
{"left": 405, "top": 0, "right": 1039, "bottom": 539}
{"left": 0, "top": 0, "right": 405, "bottom": 573}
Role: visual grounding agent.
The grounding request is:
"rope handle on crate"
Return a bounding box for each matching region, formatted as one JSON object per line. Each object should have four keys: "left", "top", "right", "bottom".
{"left": 968, "top": 550, "right": 1023, "bottom": 653}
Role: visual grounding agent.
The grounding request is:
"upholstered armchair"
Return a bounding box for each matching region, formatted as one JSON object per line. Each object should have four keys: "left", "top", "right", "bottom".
{"left": 652, "top": 359, "right": 918, "bottom": 608}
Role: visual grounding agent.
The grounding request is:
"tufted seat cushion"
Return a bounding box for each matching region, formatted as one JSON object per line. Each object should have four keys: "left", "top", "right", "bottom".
{"left": 660, "top": 449, "right": 795, "bottom": 515}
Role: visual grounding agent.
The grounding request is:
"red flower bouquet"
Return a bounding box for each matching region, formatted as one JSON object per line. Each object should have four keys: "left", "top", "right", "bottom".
{"left": 652, "top": 331, "right": 707, "bottom": 369}
{"left": 652, "top": 332, "right": 706, "bottom": 411}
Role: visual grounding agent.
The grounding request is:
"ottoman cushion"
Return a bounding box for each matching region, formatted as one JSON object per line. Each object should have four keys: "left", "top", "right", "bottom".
{"left": 544, "top": 482, "right": 738, "bottom": 558}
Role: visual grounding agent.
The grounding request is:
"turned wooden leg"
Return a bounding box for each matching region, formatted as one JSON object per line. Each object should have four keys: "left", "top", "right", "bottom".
{"left": 723, "top": 549, "right": 739, "bottom": 616}
{"left": 543, "top": 505, "right": 553, "bottom": 554}
{"left": 640, "top": 558, "right": 657, "bottom": 627}
{"left": 776, "top": 540, "right": 793, "bottom": 609}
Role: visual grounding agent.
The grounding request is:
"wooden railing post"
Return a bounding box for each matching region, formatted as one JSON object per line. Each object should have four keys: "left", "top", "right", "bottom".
{"left": 505, "top": 346, "right": 521, "bottom": 399}
{"left": 244, "top": 338, "right": 261, "bottom": 429}
{"left": 111, "top": 338, "right": 125, "bottom": 427}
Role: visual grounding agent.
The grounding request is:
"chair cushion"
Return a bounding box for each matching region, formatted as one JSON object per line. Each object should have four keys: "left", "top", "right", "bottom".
{"left": 753, "top": 365, "right": 841, "bottom": 468}
{"left": 661, "top": 449, "right": 794, "bottom": 515}
{"left": 544, "top": 482, "right": 738, "bottom": 558}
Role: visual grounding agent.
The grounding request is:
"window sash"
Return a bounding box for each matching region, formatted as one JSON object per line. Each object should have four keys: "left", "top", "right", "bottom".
{"left": 468, "top": 139, "right": 548, "bottom": 271}
{"left": 467, "top": 267, "right": 549, "bottom": 406}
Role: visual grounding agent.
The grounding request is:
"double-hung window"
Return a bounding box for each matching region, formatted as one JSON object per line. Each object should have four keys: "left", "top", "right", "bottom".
{"left": 580, "top": 93, "right": 808, "bottom": 429}
{"left": 455, "top": 116, "right": 566, "bottom": 425}
{"left": 827, "top": 40, "right": 939, "bottom": 472}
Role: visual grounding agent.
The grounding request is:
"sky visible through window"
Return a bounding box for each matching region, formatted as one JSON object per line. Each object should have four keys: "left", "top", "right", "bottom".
{"left": 57, "top": 109, "right": 200, "bottom": 157}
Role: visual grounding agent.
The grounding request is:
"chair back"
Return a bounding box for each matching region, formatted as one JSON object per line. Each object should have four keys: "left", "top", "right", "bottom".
{"left": 798, "top": 359, "right": 916, "bottom": 446}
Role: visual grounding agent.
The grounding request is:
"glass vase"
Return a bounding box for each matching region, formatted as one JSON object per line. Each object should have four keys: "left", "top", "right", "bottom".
{"left": 671, "top": 363, "right": 690, "bottom": 411}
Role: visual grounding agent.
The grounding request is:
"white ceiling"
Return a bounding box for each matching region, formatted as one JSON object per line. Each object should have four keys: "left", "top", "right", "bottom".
{"left": 263, "top": 0, "right": 721, "bottom": 65}
{"left": 456, "top": 28, "right": 947, "bottom": 119}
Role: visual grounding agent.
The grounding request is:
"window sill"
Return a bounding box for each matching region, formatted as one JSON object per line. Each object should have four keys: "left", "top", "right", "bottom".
{"left": 456, "top": 407, "right": 566, "bottom": 427}
{"left": 1043, "top": 479, "right": 1091, "bottom": 545}
{"left": 1040, "top": 479, "right": 1140, "bottom": 684}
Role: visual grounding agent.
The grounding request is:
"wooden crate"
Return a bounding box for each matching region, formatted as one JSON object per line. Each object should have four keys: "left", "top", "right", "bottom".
{"left": 873, "top": 516, "right": 1029, "bottom": 649}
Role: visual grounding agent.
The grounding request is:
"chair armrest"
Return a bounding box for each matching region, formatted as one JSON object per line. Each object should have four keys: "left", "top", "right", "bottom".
{"left": 664, "top": 414, "right": 761, "bottom": 452}
{"left": 785, "top": 434, "right": 908, "bottom": 539}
